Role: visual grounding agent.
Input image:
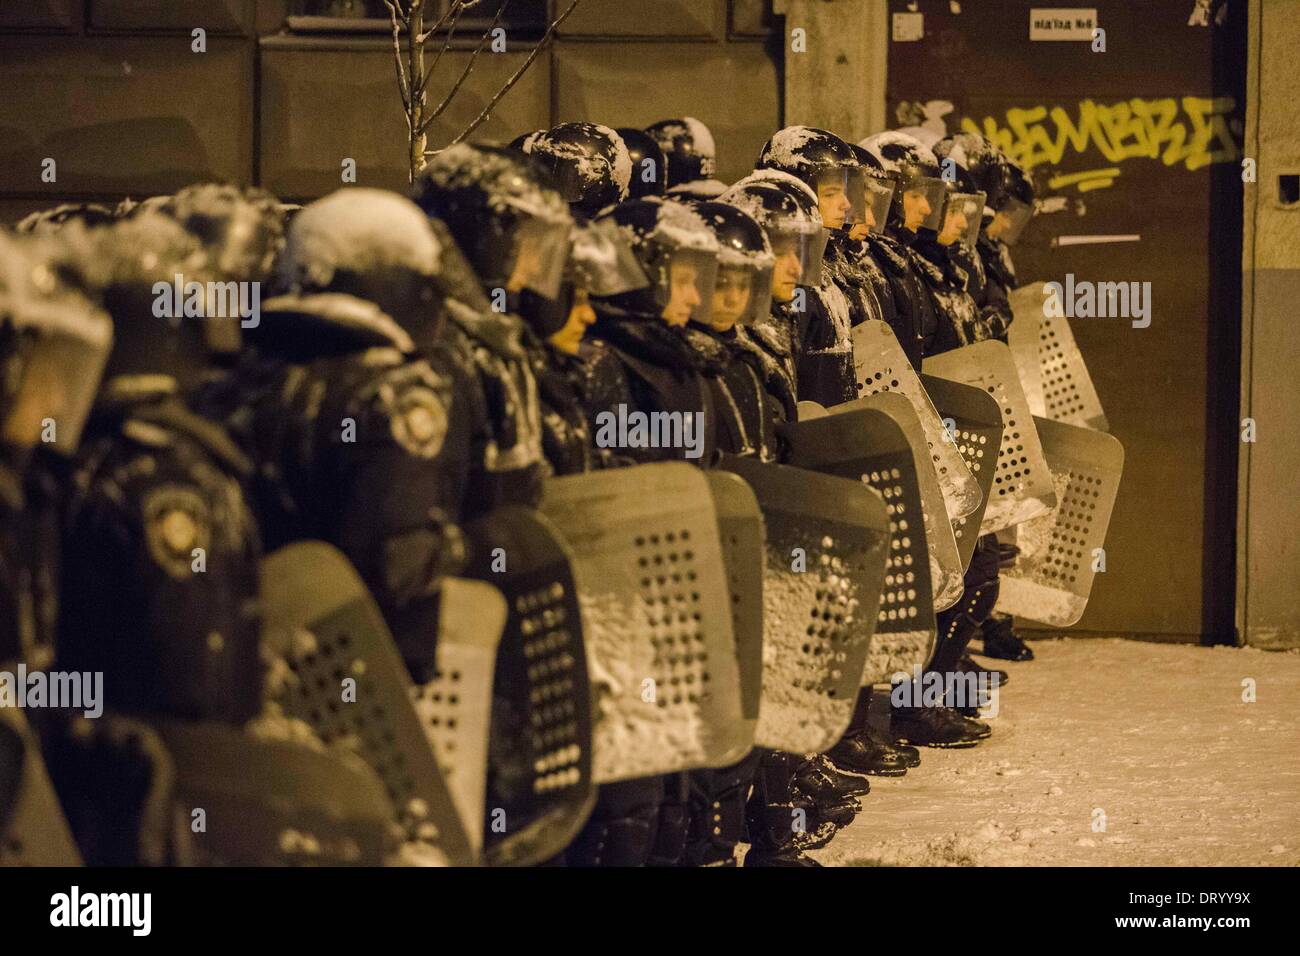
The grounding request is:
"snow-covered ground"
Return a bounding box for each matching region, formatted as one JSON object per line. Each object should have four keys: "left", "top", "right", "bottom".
{"left": 815, "top": 637, "right": 1300, "bottom": 866}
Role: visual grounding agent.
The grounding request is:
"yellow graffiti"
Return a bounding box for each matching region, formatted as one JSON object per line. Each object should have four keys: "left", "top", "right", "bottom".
{"left": 962, "top": 96, "right": 1239, "bottom": 190}
{"left": 1048, "top": 167, "right": 1122, "bottom": 191}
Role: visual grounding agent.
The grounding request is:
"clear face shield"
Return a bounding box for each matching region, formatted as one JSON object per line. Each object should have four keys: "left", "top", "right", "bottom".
{"left": 1, "top": 300, "right": 112, "bottom": 455}
{"left": 938, "top": 190, "right": 986, "bottom": 249}
{"left": 710, "top": 255, "right": 774, "bottom": 330}
{"left": 767, "top": 217, "right": 827, "bottom": 300}
{"left": 569, "top": 218, "right": 649, "bottom": 298}
{"left": 849, "top": 175, "right": 897, "bottom": 238}
{"left": 897, "top": 175, "right": 947, "bottom": 234}
{"left": 813, "top": 166, "right": 855, "bottom": 231}
{"left": 656, "top": 246, "right": 718, "bottom": 328}
{"left": 504, "top": 212, "right": 573, "bottom": 302}
{"left": 988, "top": 196, "right": 1034, "bottom": 245}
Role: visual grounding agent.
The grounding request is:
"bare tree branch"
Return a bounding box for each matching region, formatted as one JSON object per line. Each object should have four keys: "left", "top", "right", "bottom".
{"left": 415, "top": 0, "right": 477, "bottom": 100}
{"left": 447, "top": 0, "right": 581, "bottom": 148}
{"left": 417, "top": 0, "right": 510, "bottom": 135}
{"left": 384, "top": 0, "right": 411, "bottom": 109}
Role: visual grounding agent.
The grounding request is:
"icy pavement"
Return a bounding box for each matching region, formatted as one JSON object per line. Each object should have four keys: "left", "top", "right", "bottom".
{"left": 814, "top": 637, "right": 1300, "bottom": 866}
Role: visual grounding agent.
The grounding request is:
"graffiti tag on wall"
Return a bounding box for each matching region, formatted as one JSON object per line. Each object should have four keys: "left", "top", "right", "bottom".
{"left": 961, "top": 96, "right": 1240, "bottom": 192}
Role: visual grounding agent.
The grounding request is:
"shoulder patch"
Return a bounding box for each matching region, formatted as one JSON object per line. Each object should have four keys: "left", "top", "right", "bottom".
{"left": 383, "top": 382, "right": 448, "bottom": 459}
{"left": 143, "top": 484, "right": 212, "bottom": 579}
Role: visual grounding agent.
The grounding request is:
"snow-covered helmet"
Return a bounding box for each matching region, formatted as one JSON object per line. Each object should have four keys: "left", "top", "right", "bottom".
{"left": 860, "top": 131, "right": 948, "bottom": 237}
{"left": 14, "top": 203, "right": 115, "bottom": 236}
{"left": 616, "top": 127, "right": 668, "bottom": 199}
{"left": 644, "top": 116, "right": 718, "bottom": 187}
{"left": 0, "top": 231, "right": 112, "bottom": 456}
{"left": 690, "top": 200, "right": 774, "bottom": 327}
{"left": 527, "top": 122, "right": 632, "bottom": 218}
{"left": 274, "top": 187, "right": 445, "bottom": 337}
{"left": 594, "top": 198, "right": 720, "bottom": 327}
{"left": 756, "top": 126, "right": 867, "bottom": 230}
{"left": 159, "top": 183, "right": 285, "bottom": 285}
{"left": 720, "top": 174, "right": 827, "bottom": 299}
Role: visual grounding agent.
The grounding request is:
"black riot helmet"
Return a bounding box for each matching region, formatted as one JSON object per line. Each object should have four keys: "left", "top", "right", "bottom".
{"left": 756, "top": 126, "right": 868, "bottom": 231}
{"left": 508, "top": 129, "right": 546, "bottom": 154}
{"left": 159, "top": 183, "right": 285, "bottom": 287}
{"left": 51, "top": 211, "right": 237, "bottom": 392}
{"left": 644, "top": 116, "right": 718, "bottom": 188}
{"left": 14, "top": 202, "right": 115, "bottom": 236}
{"left": 526, "top": 122, "right": 632, "bottom": 218}
{"left": 995, "top": 157, "right": 1036, "bottom": 245}
{"left": 690, "top": 200, "right": 774, "bottom": 329}
{"left": 0, "top": 231, "right": 112, "bottom": 458}
{"left": 593, "top": 198, "right": 720, "bottom": 328}
{"left": 847, "top": 142, "right": 898, "bottom": 237}
{"left": 719, "top": 175, "right": 827, "bottom": 302}
{"left": 860, "top": 131, "right": 948, "bottom": 238}
{"left": 412, "top": 142, "right": 576, "bottom": 336}
{"left": 269, "top": 187, "right": 445, "bottom": 350}
{"left": 616, "top": 127, "right": 668, "bottom": 199}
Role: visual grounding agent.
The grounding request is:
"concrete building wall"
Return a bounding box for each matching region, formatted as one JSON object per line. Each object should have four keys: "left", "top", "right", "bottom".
{"left": 1238, "top": 0, "right": 1300, "bottom": 649}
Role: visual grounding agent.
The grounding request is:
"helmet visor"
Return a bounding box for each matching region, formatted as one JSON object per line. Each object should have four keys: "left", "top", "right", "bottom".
{"left": 768, "top": 217, "right": 827, "bottom": 283}
{"left": 1, "top": 307, "right": 111, "bottom": 455}
{"left": 857, "top": 176, "right": 896, "bottom": 235}
{"left": 507, "top": 213, "right": 572, "bottom": 302}
{"left": 569, "top": 218, "right": 649, "bottom": 297}
{"left": 938, "top": 190, "right": 985, "bottom": 249}
{"left": 813, "top": 166, "right": 855, "bottom": 230}
{"left": 711, "top": 260, "right": 774, "bottom": 328}
{"left": 897, "top": 175, "right": 947, "bottom": 234}
{"left": 990, "top": 196, "right": 1034, "bottom": 245}
{"left": 656, "top": 246, "right": 718, "bottom": 327}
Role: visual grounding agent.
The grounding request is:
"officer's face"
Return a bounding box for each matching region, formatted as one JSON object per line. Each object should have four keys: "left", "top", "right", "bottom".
{"left": 988, "top": 209, "right": 1012, "bottom": 240}
{"left": 817, "top": 181, "right": 850, "bottom": 230}
{"left": 771, "top": 244, "right": 803, "bottom": 302}
{"left": 903, "top": 188, "right": 932, "bottom": 232}
{"left": 548, "top": 287, "right": 596, "bottom": 354}
{"left": 507, "top": 236, "right": 545, "bottom": 294}
{"left": 663, "top": 260, "right": 701, "bottom": 326}
{"left": 710, "top": 267, "right": 752, "bottom": 332}
{"left": 938, "top": 206, "right": 968, "bottom": 246}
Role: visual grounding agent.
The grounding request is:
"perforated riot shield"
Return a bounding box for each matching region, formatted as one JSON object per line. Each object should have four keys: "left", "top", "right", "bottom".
{"left": 156, "top": 719, "right": 395, "bottom": 866}
{"left": 851, "top": 320, "right": 981, "bottom": 522}
{"left": 409, "top": 577, "right": 504, "bottom": 862}
{"left": 538, "top": 463, "right": 749, "bottom": 783}
{"left": 717, "top": 455, "right": 889, "bottom": 754}
{"left": 781, "top": 407, "right": 939, "bottom": 684}
{"left": 260, "top": 541, "right": 475, "bottom": 865}
{"left": 828, "top": 392, "right": 965, "bottom": 611}
{"left": 0, "top": 705, "right": 82, "bottom": 865}
{"left": 461, "top": 506, "right": 596, "bottom": 868}
{"left": 1010, "top": 282, "right": 1109, "bottom": 431}
{"left": 920, "top": 374, "right": 1006, "bottom": 569}
{"left": 704, "top": 471, "right": 765, "bottom": 746}
{"left": 924, "top": 340, "right": 1057, "bottom": 535}
{"left": 1007, "top": 285, "right": 1046, "bottom": 417}
{"left": 996, "top": 416, "right": 1125, "bottom": 626}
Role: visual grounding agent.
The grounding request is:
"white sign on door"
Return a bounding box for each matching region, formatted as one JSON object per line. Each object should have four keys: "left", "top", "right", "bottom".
{"left": 1029, "top": 7, "right": 1098, "bottom": 40}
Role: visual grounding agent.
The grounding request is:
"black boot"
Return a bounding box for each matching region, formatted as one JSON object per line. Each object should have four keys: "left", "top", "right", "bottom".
{"left": 795, "top": 753, "right": 872, "bottom": 797}
{"left": 957, "top": 654, "right": 1009, "bottom": 687}
{"left": 982, "top": 614, "right": 1034, "bottom": 661}
{"left": 826, "top": 727, "right": 911, "bottom": 776}
{"left": 743, "top": 751, "right": 822, "bottom": 867}
{"left": 679, "top": 752, "right": 759, "bottom": 867}
{"left": 891, "top": 706, "right": 989, "bottom": 748}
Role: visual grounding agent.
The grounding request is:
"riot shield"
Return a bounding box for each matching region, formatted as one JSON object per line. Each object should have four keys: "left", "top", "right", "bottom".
{"left": 260, "top": 541, "right": 475, "bottom": 866}
{"left": 781, "top": 407, "right": 939, "bottom": 684}
{"left": 538, "top": 463, "right": 749, "bottom": 783}
{"left": 461, "top": 506, "right": 597, "bottom": 868}
{"left": 408, "top": 577, "right": 504, "bottom": 862}
{"left": 1010, "top": 282, "right": 1108, "bottom": 431}
{"left": 923, "top": 340, "right": 1057, "bottom": 535}
{"left": 851, "top": 319, "right": 981, "bottom": 522}
{"left": 156, "top": 719, "right": 395, "bottom": 866}
{"left": 1007, "top": 286, "right": 1046, "bottom": 417}
{"left": 827, "top": 392, "right": 966, "bottom": 611}
{"left": 996, "top": 416, "right": 1125, "bottom": 626}
{"left": 0, "top": 705, "right": 82, "bottom": 865}
{"left": 919, "top": 374, "right": 1006, "bottom": 569}
{"left": 796, "top": 400, "right": 830, "bottom": 421}
{"left": 704, "top": 471, "right": 766, "bottom": 745}
{"left": 717, "top": 455, "right": 890, "bottom": 754}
